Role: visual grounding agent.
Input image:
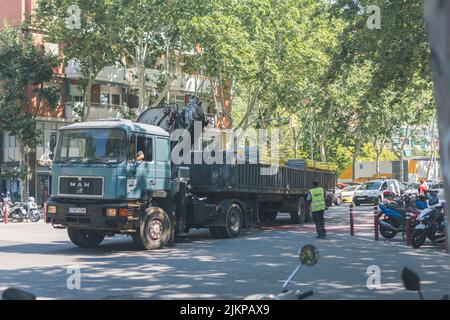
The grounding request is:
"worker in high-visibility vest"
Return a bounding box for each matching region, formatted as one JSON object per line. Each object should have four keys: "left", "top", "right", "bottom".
{"left": 307, "top": 181, "right": 327, "bottom": 239}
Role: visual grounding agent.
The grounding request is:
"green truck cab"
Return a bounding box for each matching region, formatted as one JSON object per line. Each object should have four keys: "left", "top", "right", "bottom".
{"left": 47, "top": 120, "right": 177, "bottom": 249}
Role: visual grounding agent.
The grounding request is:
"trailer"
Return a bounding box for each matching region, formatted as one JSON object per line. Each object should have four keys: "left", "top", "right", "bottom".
{"left": 46, "top": 99, "right": 336, "bottom": 250}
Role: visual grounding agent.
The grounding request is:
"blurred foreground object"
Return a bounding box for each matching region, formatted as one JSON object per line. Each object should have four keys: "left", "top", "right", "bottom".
{"left": 425, "top": 0, "right": 450, "bottom": 252}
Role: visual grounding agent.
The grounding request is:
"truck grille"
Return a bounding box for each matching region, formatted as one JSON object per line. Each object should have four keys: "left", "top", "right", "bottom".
{"left": 58, "top": 176, "right": 103, "bottom": 197}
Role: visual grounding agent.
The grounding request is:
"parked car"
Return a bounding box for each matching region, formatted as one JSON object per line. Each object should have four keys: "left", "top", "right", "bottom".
{"left": 333, "top": 188, "right": 343, "bottom": 206}
{"left": 340, "top": 185, "right": 360, "bottom": 203}
{"left": 353, "top": 179, "right": 401, "bottom": 206}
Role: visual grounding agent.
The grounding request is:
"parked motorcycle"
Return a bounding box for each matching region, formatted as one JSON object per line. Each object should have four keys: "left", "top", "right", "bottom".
{"left": 2, "top": 194, "right": 25, "bottom": 223}
{"left": 244, "top": 244, "right": 318, "bottom": 300}
{"left": 378, "top": 192, "right": 420, "bottom": 239}
{"left": 23, "top": 197, "right": 40, "bottom": 222}
{"left": 411, "top": 191, "right": 446, "bottom": 249}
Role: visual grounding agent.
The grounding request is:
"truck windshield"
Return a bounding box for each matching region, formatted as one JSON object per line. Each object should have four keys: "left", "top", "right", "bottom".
{"left": 54, "top": 128, "right": 127, "bottom": 164}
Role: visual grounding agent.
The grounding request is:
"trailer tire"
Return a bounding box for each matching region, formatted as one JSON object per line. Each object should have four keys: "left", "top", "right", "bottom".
{"left": 135, "top": 207, "right": 172, "bottom": 250}
{"left": 68, "top": 227, "right": 105, "bottom": 248}
{"left": 210, "top": 202, "right": 243, "bottom": 239}
{"left": 291, "top": 197, "right": 307, "bottom": 224}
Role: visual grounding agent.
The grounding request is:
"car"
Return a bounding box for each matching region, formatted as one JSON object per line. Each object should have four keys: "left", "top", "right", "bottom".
{"left": 353, "top": 179, "right": 401, "bottom": 206}
{"left": 333, "top": 187, "right": 343, "bottom": 205}
{"left": 340, "top": 185, "right": 360, "bottom": 203}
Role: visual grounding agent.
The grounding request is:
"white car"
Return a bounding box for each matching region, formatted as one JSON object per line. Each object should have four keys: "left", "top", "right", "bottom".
{"left": 353, "top": 179, "right": 401, "bottom": 206}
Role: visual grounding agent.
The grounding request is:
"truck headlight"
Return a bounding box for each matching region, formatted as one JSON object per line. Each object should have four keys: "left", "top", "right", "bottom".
{"left": 106, "top": 208, "right": 117, "bottom": 217}
{"left": 47, "top": 206, "right": 57, "bottom": 214}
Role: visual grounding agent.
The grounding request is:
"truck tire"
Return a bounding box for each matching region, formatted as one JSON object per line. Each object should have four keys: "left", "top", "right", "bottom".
{"left": 291, "top": 197, "right": 307, "bottom": 224}
{"left": 209, "top": 202, "right": 243, "bottom": 239}
{"left": 68, "top": 227, "right": 105, "bottom": 248}
{"left": 135, "top": 207, "right": 172, "bottom": 250}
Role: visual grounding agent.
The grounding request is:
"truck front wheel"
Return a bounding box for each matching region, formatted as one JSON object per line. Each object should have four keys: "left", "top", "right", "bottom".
{"left": 67, "top": 227, "right": 105, "bottom": 248}
{"left": 135, "top": 207, "right": 172, "bottom": 250}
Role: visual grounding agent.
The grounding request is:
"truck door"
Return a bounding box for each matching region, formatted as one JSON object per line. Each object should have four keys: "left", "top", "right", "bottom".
{"left": 155, "top": 137, "right": 171, "bottom": 190}
{"left": 127, "top": 133, "right": 156, "bottom": 198}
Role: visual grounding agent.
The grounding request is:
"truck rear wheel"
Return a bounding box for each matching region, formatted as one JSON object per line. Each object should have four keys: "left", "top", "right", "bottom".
{"left": 135, "top": 207, "right": 172, "bottom": 250}
{"left": 67, "top": 227, "right": 105, "bottom": 248}
{"left": 209, "top": 202, "right": 242, "bottom": 239}
{"left": 291, "top": 197, "right": 307, "bottom": 224}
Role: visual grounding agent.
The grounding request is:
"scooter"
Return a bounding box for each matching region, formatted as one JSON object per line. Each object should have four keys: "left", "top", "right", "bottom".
{"left": 378, "top": 192, "right": 420, "bottom": 239}
{"left": 23, "top": 197, "right": 40, "bottom": 222}
{"left": 244, "top": 244, "right": 318, "bottom": 300}
{"left": 411, "top": 190, "right": 446, "bottom": 249}
{"left": 2, "top": 194, "right": 25, "bottom": 223}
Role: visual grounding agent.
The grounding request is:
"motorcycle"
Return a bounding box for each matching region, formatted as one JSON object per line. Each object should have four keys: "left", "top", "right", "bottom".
{"left": 2, "top": 194, "right": 25, "bottom": 223}
{"left": 411, "top": 190, "right": 446, "bottom": 249}
{"left": 378, "top": 192, "right": 420, "bottom": 239}
{"left": 23, "top": 197, "right": 40, "bottom": 222}
{"left": 244, "top": 244, "right": 318, "bottom": 300}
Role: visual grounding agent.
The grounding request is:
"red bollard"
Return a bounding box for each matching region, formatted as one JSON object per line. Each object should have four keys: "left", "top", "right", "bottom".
{"left": 4, "top": 205, "right": 8, "bottom": 225}
{"left": 43, "top": 202, "right": 47, "bottom": 224}
{"left": 374, "top": 203, "right": 379, "bottom": 241}
{"left": 405, "top": 213, "right": 412, "bottom": 246}
{"left": 349, "top": 203, "right": 355, "bottom": 236}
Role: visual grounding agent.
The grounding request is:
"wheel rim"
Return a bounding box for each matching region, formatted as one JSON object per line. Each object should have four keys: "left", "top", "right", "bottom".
{"left": 149, "top": 219, "right": 164, "bottom": 240}
{"left": 229, "top": 207, "right": 240, "bottom": 233}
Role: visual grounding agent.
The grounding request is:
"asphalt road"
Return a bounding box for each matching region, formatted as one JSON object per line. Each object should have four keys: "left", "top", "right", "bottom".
{"left": 0, "top": 204, "right": 449, "bottom": 300}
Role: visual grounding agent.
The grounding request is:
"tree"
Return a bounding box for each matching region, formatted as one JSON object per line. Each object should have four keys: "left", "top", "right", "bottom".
{"left": 0, "top": 26, "right": 60, "bottom": 200}
{"left": 424, "top": 0, "right": 450, "bottom": 254}
{"left": 35, "top": 0, "right": 120, "bottom": 120}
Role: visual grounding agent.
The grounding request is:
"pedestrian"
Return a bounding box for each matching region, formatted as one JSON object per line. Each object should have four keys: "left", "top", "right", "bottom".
{"left": 307, "top": 180, "right": 327, "bottom": 239}
{"left": 418, "top": 178, "right": 428, "bottom": 195}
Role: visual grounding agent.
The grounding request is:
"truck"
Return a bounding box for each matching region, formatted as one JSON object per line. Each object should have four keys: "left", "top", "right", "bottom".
{"left": 47, "top": 98, "right": 336, "bottom": 250}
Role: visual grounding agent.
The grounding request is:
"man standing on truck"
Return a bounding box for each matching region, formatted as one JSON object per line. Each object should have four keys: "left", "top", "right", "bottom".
{"left": 307, "top": 181, "right": 327, "bottom": 239}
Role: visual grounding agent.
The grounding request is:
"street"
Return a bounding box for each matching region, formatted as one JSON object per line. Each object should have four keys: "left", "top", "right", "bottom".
{"left": 1, "top": 204, "right": 449, "bottom": 300}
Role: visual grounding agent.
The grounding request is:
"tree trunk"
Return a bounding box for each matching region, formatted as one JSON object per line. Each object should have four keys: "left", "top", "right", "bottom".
{"left": 424, "top": 0, "right": 450, "bottom": 252}
{"left": 83, "top": 66, "right": 95, "bottom": 121}
{"left": 319, "top": 136, "right": 327, "bottom": 162}
{"left": 399, "top": 153, "right": 404, "bottom": 183}
{"left": 375, "top": 151, "right": 381, "bottom": 177}
{"left": 137, "top": 63, "right": 147, "bottom": 110}
{"left": 16, "top": 135, "right": 28, "bottom": 201}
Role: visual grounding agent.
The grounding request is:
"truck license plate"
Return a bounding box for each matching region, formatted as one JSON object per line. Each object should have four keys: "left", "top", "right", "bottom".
{"left": 68, "top": 207, "right": 87, "bottom": 214}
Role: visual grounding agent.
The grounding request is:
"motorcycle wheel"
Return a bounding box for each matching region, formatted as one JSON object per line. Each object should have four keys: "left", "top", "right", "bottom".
{"left": 412, "top": 229, "right": 427, "bottom": 249}
{"left": 379, "top": 219, "right": 398, "bottom": 239}
{"left": 30, "top": 210, "right": 40, "bottom": 223}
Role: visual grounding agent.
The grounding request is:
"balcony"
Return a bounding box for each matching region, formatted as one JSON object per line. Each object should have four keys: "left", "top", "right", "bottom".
{"left": 65, "top": 102, "right": 128, "bottom": 121}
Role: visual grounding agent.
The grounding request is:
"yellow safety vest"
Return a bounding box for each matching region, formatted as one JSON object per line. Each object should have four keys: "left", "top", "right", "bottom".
{"left": 310, "top": 187, "right": 326, "bottom": 212}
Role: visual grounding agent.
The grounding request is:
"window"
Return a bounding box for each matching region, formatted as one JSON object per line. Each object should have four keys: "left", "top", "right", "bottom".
{"left": 100, "top": 93, "right": 110, "bottom": 105}
{"left": 129, "top": 133, "right": 136, "bottom": 162}
{"left": 137, "top": 135, "right": 153, "bottom": 162}
{"left": 381, "top": 182, "right": 388, "bottom": 191}
{"left": 55, "top": 128, "right": 127, "bottom": 163}
{"left": 112, "top": 94, "right": 121, "bottom": 105}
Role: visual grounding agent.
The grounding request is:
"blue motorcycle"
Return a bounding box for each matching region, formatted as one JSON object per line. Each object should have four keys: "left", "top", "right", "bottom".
{"left": 411, "top": 192, "right": 446, "bottom": 248}
{"left": 378, "top": 193, "right": 420, "bottom": 239}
